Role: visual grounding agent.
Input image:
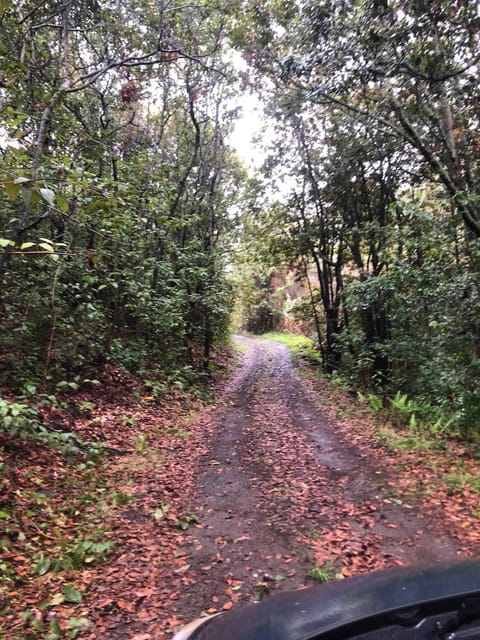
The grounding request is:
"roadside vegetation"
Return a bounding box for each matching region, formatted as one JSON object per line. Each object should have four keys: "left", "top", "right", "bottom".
{"left": 0, "top": 352, "right": 236, "bottom": 638}
{"left": 233, "top": 1, "right": 480, "bottom": 442}
{"left": 259, "top": 332, "right": 321, "bottom": 364}
{"left": 299, "top": 338, "right": 480, "bottom": 516}
{"left": 1, "top": 0, "right": 480, "bottom": 636}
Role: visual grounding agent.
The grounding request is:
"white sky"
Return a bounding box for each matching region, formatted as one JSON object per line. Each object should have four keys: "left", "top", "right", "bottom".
{"left": 229, "top": 93, "right": 268, "bottom": 168}
{"left": 227, "top": 88, "right": 298, "bottom": 201}
{"left": 226, "top": 50, "right": 273, "bottom": 169}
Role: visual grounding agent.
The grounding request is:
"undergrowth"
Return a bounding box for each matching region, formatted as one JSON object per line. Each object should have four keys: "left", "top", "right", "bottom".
{"left": 0, "top": 354, "right": 225, "bottom": 638}
{"left": 261, "top": 332, "right": 321, "bottom": 364}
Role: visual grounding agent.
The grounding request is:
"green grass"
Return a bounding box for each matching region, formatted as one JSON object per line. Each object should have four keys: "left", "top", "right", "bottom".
{"left": 444, "top": 472, "right": 480, "bottom": 495}
{"left": 308, "top": 560, "right": 337, "bottom": 583}
{"left": 234, "top": 340, "right": 248, "bottom": 354}
{"left": 261, "top": 332, "right": 321, "bottom": 363}
{"left": 375, "top": 424, "right": 443, "bottom": 453}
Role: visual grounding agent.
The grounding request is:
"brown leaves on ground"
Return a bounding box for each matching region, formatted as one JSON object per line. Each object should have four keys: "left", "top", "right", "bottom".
{"left": 173, "top": 338, "right": 480, "bottom": 625}
{"left": 0, "top": 358, "right": 237, "bottom": 639}
{"left": 2, "top": 345, "right": 480, "bottom": 638}
{"left": 300, "top": 371, "right": 480, "bottom": 559}
{"left": 243, "top": 395, "right": 394, "bottom": 577}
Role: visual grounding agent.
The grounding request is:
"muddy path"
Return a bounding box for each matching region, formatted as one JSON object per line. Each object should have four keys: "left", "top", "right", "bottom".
{"left": 176, "top": 336, "right": 460, "bottom": 623}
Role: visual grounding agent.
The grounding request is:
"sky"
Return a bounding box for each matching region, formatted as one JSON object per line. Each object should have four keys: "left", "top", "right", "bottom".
{"left": 229, "top": 93, "right": 268, "bottom": 169}
{"left": 228, "top": 89, "right": 298, "bottom": 200}
{"left": 226, "top": 50, "right": 272, "bottom": 170}
{"left": 227, "top": 87, "right": 299, "bottom": 202}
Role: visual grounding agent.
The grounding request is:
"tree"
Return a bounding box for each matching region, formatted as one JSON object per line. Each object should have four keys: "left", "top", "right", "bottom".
{"left": 279, "top": 0, "right": 480, "bottom": 242}
{"left": 231, "top": 0, "right": 480, "bottom": 432}
{"left": 0, "top": 0, "right": 241, "bottom": 385}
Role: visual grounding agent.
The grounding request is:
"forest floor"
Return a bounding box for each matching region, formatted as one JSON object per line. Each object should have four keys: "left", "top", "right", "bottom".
{"left": 2, "top": 335, "right": 480, "bottom": 639}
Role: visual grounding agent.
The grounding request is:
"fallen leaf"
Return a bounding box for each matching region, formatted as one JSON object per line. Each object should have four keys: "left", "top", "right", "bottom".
{"left": 117, "top": 598, "right": 135, "bottom": 612}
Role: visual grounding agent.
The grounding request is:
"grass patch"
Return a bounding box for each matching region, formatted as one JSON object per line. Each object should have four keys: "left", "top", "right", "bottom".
{"left": 308, "top": 560, "right": 337, "bottom": 583}
{"left": 233, "top": 339, "right": 248, "bottom": 354}
{"left": 261, "top": 332, "right": 321, "bottom": 363}
{"left": 445, "top": 472, "right": 480, "bottom": 495}
{"left": 375, "top": 424, "right": 437, "bottom": 453}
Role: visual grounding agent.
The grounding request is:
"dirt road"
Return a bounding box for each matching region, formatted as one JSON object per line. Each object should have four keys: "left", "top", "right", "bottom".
{"left": 5, "top": 336, "right": 477, "bottom": 640}
{"left": 177, "top": 336, "right": 460, "bottom": 622}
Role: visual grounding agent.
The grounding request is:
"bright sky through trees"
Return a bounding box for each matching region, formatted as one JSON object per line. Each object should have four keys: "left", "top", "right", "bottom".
{"left": 229, "top": 94, "right": 267, "bottom": 168}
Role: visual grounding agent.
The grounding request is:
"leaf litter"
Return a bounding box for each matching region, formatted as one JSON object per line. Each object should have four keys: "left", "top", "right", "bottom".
{"left": 2, "top": 340, "right": 480, "bottom": 638}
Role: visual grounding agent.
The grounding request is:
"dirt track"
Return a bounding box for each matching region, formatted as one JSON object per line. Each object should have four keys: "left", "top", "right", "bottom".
{"left": 176, "top": 336, "right": 460, "bottom": 622}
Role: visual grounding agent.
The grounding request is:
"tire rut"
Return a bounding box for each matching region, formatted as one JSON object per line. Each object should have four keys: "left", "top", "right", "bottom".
{"left": 176, "top": 336, "right": 461, "bottom": 623}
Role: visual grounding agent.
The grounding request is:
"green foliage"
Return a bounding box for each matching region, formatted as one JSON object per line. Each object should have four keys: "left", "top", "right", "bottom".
{"left": 111, "top": 492, "right": 132, "bottom": 506}
{"left": 0, "top": 558, "right": 18, "bottom": 584}
{"left": 357, "top": 392, "right": 383, "bottom": 414}
{"left": 176, "top": 513, "right": 200, "bottom": 530}
{"left": 367, "top": 394, "right": 383, "bottom": 414}
{"left": 389, "top": 392, "right": 416, "bottom": 421}
{"left": 0, "top": 397, "right": 37, "bottom": 437}
{"left": 0, "top": 396, "right": 103, "bottom": 458}
{"left": 445, "top": 472, "right": 480, "bottom": 496}
{"left": 57, "top": 540, "right": 114, "bottom": 571}
{"left": 375, "top": 424, "right": 438, "bottom": 454}
{"left": 262, "top": 331, "right": 321, "bottom": 363}
{"left": 167, "top": 427, "right": 191, "bottom": 439}
{"left": 32, "top": 539, "right": 114, "bottom": 575}
{"left": 134, "top": 435, "right": 148, "bottom": 455}
{"left": 332, "top": 197, "right": 480, "bottom": 437}
{"left": 231, "top": 0, "right": 480, "bottom": 441}
{"left": 308, "top": 560, "right": 336, "bottom": 583}
{"left": 152, "top": 503, "right": 171, "bottom": 522}
{"left": 121, "top": 413, "right": 138, "bottom": 427}
{"left": 236, "top": 269, "right": 284, "bottom": 334}
{"left": 0, "top": 0, "right": 242, "bottom": 409}
{"left": 45, "top": 615, "right": 90, "bottom": 640}
{"left": 142, "top": 378, "right": 168, "bottom": 400}
{"left": 359, "top": 388, "right": 457, "bottom": 440}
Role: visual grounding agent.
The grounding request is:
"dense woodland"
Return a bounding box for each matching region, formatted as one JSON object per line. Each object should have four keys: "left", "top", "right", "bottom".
{"left": 0, "top": 0, "right": 242, "bottom": 396}
{"left": 235, "top": 0, "right": 480, "bottom": 437}
{"left": 1, "top": 1, "right": 480, "bottom": 637}
{"left": 1, "top": 0, "right": 479, "bottom": 438}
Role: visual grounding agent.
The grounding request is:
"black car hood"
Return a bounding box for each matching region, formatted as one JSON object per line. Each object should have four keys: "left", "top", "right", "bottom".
{"left": 191, "top": 560, "right": 480, "bottom": 640}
